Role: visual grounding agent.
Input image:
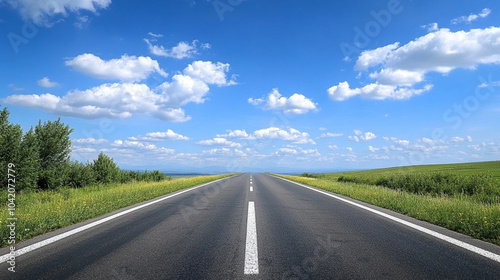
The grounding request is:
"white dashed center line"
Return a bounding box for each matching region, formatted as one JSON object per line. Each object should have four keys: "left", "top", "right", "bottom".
{"left": 244, "top": 201, "right": 259, "bottom": 274}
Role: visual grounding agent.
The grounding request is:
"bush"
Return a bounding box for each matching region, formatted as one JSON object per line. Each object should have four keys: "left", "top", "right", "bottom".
{"left": 91, "top": 152, "right": 120, "bottom": 184}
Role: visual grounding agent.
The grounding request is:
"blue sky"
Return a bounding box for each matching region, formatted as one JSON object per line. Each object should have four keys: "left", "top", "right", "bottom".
{"left": 1, "top": 0, "right": 500, "bottom": 173}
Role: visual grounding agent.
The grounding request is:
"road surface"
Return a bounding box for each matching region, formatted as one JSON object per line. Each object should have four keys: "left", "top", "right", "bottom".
{"left": 1, "top": 173, "right": 500, "bottom": 279}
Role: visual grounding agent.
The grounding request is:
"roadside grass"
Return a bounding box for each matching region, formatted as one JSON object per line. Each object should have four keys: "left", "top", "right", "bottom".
{"left": 279, "top": 161, "right": 500, "bottom": 246}
{"left": 1, "top": 174, "right": 233, "bottom": 248}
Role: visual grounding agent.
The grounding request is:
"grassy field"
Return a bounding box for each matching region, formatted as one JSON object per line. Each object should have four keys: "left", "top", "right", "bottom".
{"left": 279, "top": 161, "right": 500, "bottom": 246}
{"left": 1, "top": 174, "right": 233, "bottom": 248}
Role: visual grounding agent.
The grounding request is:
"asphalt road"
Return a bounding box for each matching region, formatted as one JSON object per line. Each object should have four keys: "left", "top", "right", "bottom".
{"left": 1, "top": 173, "right": 500, "bottom": 279}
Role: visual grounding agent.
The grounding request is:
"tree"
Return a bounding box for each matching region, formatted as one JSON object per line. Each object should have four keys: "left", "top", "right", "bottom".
{"left": 35, "top": 118, "right": 73, "bottom": 189}
{"left": 0, "top": 106, "right": 23, "bottom": 190}
{"left": 92, "top": 152, "right": 120, "bottom": 184}
{"left": 16, "top": 127, "right": 40, "bottom": 191}
{"left": 66, "top": 161, "right": 95, "bottom": 188}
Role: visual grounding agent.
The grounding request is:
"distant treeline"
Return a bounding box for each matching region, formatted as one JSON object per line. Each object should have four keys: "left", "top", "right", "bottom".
{"left": 0, "top": 106, "right": 169, "bottom": 191}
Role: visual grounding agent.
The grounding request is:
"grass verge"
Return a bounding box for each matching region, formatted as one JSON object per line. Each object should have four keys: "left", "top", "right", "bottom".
{"left": 1, "top": 174, "right": 234, "bottom": 248}
{"left": 274, "top": 174, "right": 500, "bottom": 246}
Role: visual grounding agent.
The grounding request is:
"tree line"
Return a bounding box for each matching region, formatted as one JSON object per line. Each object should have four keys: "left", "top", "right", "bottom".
{"left": 1, "top": 106, "right": 169, "bottom": 191}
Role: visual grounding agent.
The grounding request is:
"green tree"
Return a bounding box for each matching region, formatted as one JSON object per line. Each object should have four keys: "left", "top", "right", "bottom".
{"left": 92, "top": 152, "right": 120, "bottom": 184}
{"left": 35, "top": 118, "right": 73, "bottom": 189}
{"left": 0, "top": 106, "right": 23, "bottom": 190}
{"left": 66, "top": 161, "right": 95, "bottom": 188}
{"left": 16, "top": 128, "right": 40, "bottom": 191}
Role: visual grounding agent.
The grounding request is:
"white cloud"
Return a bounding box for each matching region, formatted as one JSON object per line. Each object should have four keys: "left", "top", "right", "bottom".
{"left": 250, "top": 88, "right": 317, "bottom": 114}
{"left": 331, "top": 27, "right": 500, "bottom": 101}
{"left": 217, "top": 129, "right": 252, "bottom": 139}
{"left": 3, "top": 83, "right": 188, "bottom": 122}
{"left": 65, "top": 53, "right": 168, "bottom": 82}
{"left": 451, "top": 8, "right": 491, "bottom": 24}
{"left": 6, "top": 60, "right": 236, "bottom": 122}
{"left": 319, "top": 132, "right": 343, "bottom": 138}
{"left": 131, "top": 129, "right": 190, "bottom": 141}
{"left": 328, "top": 81, "right": 432, "bottom": 101}
{"left": 248, "top": 97, "right": 263, "bottom": 105}
{"left": 354, "top": 43, "right": 400, "bottom": 71}
{"left": 348, "top": 130, "right": 377, "bottom": 142}
{"left": 2, "top": 0, "right": 111, "bottom": 26}
{"left": 154, "top": 74, "right": 210, "bottom": 107}
{"left": 253, "top": 127, "right": 316, "bottom": 144}
{"left": 73, "top": 138, "right": 108, "bottom": 144}
{"left": 183, "top": 61, "right": 236, "bottom": 86}
{"left": 219, "top": 127, "right": 315, "bottom": 144}
{"left": 197, "top": 137, "right": 242, "bottom": 148}
{"left": 145, "top": 39, "right": 203, "bottom": 59}
{"left": 368, "top": 146, "right": 380, "bottom": 152}
{"left": 148, "top": 32, "right": 163, "bottom": 38}
{"left": 112, "top": 139, "right": 175, "bottom": 154}
{"left": 37, "top": 77, "right": 59, "bottom": 88}
{"left": 422, "top": 23, "right": 439, "bottom": 32}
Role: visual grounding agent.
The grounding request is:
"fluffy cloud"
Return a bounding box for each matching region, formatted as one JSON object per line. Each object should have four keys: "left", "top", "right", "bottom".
{"left": 249, "top": 88, "right": 317, "bottom": 114}
{"left": 451, "top": 8, "right": 491, "bottom": 24}
{"left": 145, "top": 39, "right": 210, "bottom": 59}
{"left": 197, "top": 137, "right": 242, "bottom": 148}
{"left": 319, "top": 132, "right": 343, "bottom": 138}
{"left": 65, "top": 54, "right": 168, "bottom": 82}
{"left": 348, "top": 130, "right": 377, "bottom": 142}
{"left": 73, "top": 138, "right": 108, "bottom": 144}
{"left": 130, "top": 129, "right": 190, "bottom": 141}
{"left": 4, "top": 60, "right": 236, "bottom": 122}
{"left": 112, "top": 140, "right": 175, "bottom": 154}
{"left": 253, "top": 127, "right": 316, "bottom": 144}
{"left": 37, "top": 77, "right": 59, "bottom": 88}
{"left": 2, "top": 0, "right": 111, "bottom": 26}
{"left": 183, "top": 61, "right": 236, "bottom": 86}
{"left": 218, "top": 127, "right": 315, "bottom": 144}
{"left": 328, "top": 82, "right": 432, "bottom": 101}
{"left": 330, "top": 27, "right": 500, "bottom": 101}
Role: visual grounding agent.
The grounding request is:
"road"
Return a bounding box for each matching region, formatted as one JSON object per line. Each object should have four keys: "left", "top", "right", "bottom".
{"left": 1, "top": 173, "right": 500, "bottom": 279}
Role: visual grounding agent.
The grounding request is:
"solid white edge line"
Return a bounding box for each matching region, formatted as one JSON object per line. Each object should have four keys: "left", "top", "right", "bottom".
{"left": 244, "top": 201, "right": 259, "bottom": 274}
{"left": 273, "top": 175, "right": 500, "bottom": 264}
{"left": 0, "top": 176, "right": 234, "bottom": 264}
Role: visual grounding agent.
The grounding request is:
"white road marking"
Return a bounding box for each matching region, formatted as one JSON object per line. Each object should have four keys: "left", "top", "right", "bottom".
{"left": 274, "top": 175, "right": 500, "bottom": 264}
{"left": 250, "top": 186, "right": 253, "bottom": 192}
{"left": 0, "top": 176, "right": 233, "bottom": 264}
{"left": 244, "top": 201, "right": 259, "bottom": 274}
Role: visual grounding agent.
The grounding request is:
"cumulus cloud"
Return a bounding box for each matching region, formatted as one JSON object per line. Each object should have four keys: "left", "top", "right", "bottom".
{"left": 329, "top": 27, "right": 500, "bottom": 101}
{"left": 319, "top": 132, "right": 343, "bottom": 138}
{"left": 37, "top": 77, "right": 59, "bottom": 88}
{"left": 451, "top": 8, "right": 491, "bottom": 24}
{"left": 197, "top": 137, "right": 242, "bottom": 148}
{"left": 5, "top": 60, "right": 237, "bottom": 122}
{"left": 130, "top": 129, "right": 190, "bottom": 141}
{"left": 249, "top": 88, "right": 317, "bottom": 114}
{"left": 328, "top": 81, "right": 432, "bottom": 101}
{"left": 2, "top": 0, "right": 111, "bottom": 26}
{"left": 348, "top": 130, "right": 377, "bottom": 142}
{"left": 218, "top": 127, "right": 315, "bottom": 144}
{"left": 183, "top": 61, "right": 236, "bottom": 86}
{"left": 65, "top": 53, "right": 168, "bottom": 82}
{"left": 144, "top": 39, "right": 209, "bottom": 59}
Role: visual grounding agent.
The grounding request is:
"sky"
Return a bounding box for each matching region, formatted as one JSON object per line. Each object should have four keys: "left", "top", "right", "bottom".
{"left": 1, "top": 0, "right": 500, "bottom": 173}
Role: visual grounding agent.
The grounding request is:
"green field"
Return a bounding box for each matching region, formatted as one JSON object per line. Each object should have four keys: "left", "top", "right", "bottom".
{"left": 1, "top": 174, "right": 233, "bottom": 248}
{"left": 279, "top": 161, "right": 500, "bottom": 245}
